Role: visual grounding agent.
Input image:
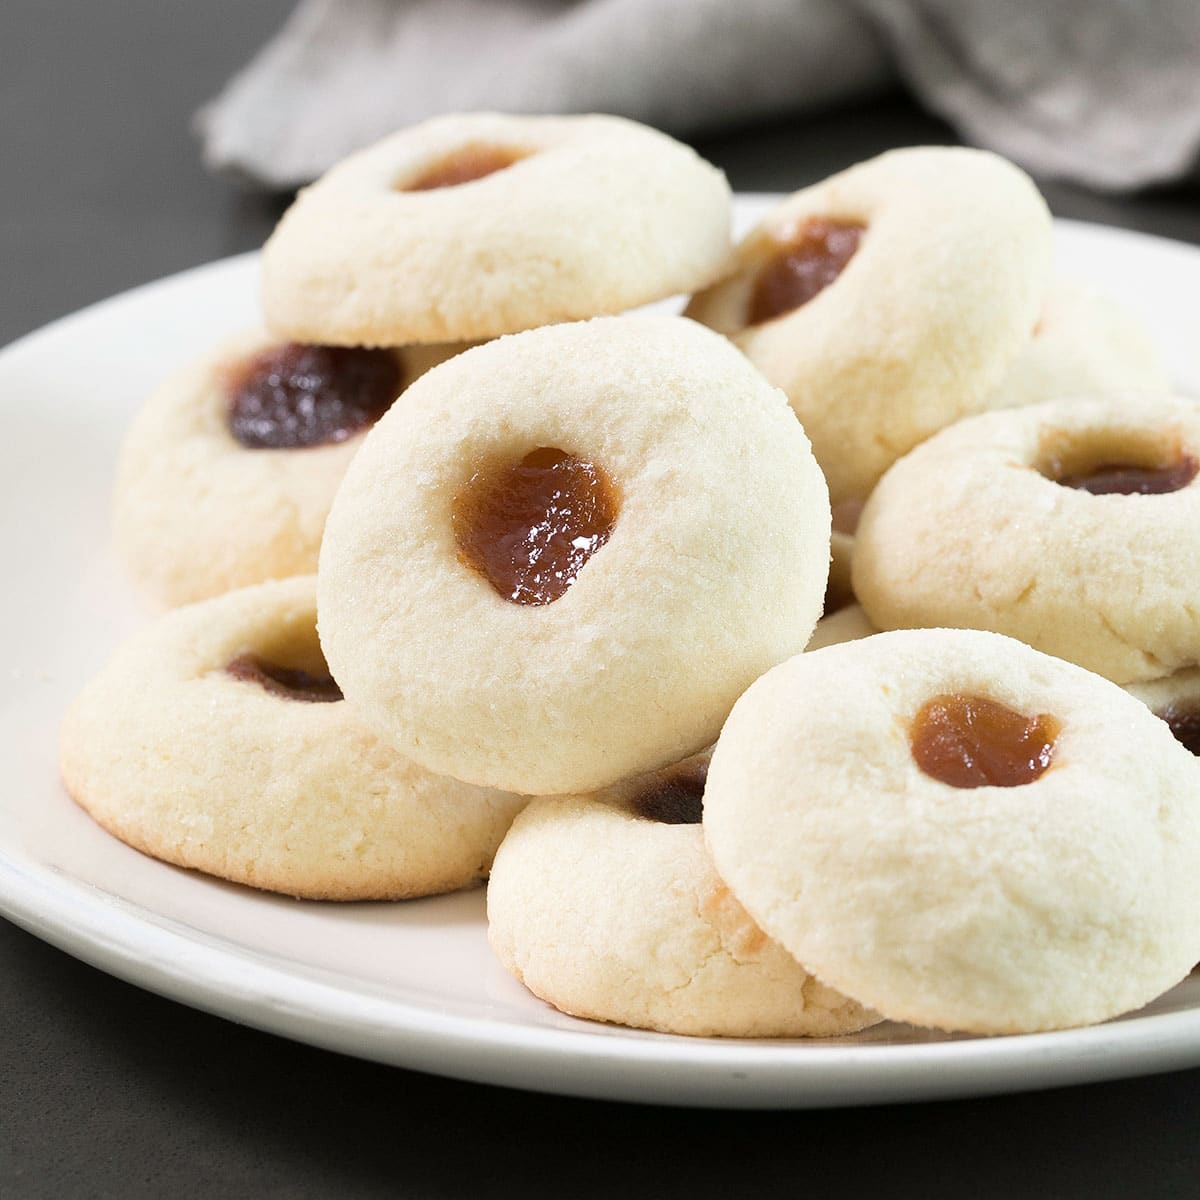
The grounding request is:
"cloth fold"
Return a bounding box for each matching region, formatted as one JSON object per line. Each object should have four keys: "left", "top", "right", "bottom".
{"left": 197, "top": 0, "right": 1200, "bottom": 192}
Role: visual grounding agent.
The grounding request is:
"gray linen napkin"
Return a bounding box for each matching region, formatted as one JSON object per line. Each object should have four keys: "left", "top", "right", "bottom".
{"left": 861, "top": 0, "right": 1200, "bottom": 192}
{"left": 197, "top": 0, "right": 1200, "bottom": 192}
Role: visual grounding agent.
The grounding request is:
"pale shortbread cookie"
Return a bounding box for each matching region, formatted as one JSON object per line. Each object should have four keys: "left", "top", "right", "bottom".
{"left": 262, "top": 113, "right": 732, "bottom": 346}
{"left": 986, "top": 277, "right": 1169, "bottom": 411}
{"left": 704, "top": 628, "right": 1200, "bottom": 1034}
{"left": 806, "top": 603, "right": 877, "bottom": 652}
{"left": 685, "top": 146, "right": 1052, "bottom": 504}
{"left": 854, "top": 395, "right": 1200, "bottom": 683}
{"left": 60, "top": 577, "right": 526, "bottom": 899}
{"left": 487, "top": 754, "right": 878, "bottom": 1037}
{"left": 318, "top": 315, "right": 831, "bottom": 795}
{"left": 1126, "top": 667, "right": 1200, "bottom": 756}
{"left": 114, "top": 330, "right": 461, "bottom": 608}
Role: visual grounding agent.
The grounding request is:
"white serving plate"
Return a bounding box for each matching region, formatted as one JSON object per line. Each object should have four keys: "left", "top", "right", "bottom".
{"left": 3, "top": 199, "right": 1200, "bottom": 1108}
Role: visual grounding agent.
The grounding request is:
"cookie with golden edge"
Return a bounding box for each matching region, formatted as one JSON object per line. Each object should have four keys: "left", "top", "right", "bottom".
{"left": 487, "top": 752, "right": 878, "bottom": 1038}
{"left": 685, "top": 146, "right": 1052, "bottom": 504}
{"left": 262, "top": 112, "right": 732, "bottom": 346}
{"left": 114, "top": 330, "right": 462, "bottom": 608}
{"left": 854, "top": 395, "right": 1200, "bottom": 683}
{"left": 318, "top": 314, "right": 831, "bottom": 796}
{"left": 60, "top": 577, "right": 526, "bottom": 899}
{"left": 704, "top": 628, "right": 1200, "bottom": 1034}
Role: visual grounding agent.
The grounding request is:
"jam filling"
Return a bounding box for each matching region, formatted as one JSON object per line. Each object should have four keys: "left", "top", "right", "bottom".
{"left": 405, "top": 145, "right": 523, "bottom": 191}
{"left": 1158, "top": 703, "right": 1200, "bottom": 756}
{"left": 1053, "top": 456, "right": 1198, "bottom": 496}
{"left": 227, "top": 344, "right": 401, "bottom": 450}
{"left": 225, "top": 654, "right": 343, "bottom": 703}
{"left": 747, "top": 219, "right": 864, "bottom": 327}
{"left": 631, "top": 761, "right": 708, "bottom": 825}
{"left": 452, "top": 447, "right": 618, "bottom": 606}
{"left": 910, "top": 693, "right": 1059, "bottom": 789}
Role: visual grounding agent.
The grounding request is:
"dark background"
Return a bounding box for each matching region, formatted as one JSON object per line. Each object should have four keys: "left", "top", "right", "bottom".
{"left": 3, "top": 3, "right": 1200, "bottom": 1196}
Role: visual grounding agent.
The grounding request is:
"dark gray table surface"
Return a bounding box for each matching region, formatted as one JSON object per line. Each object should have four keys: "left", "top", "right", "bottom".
{"left": 4, "top": 4, "right": 1200, "bottom": 1197}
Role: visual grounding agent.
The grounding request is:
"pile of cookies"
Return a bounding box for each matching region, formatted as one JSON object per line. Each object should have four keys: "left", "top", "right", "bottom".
{"left": 61, "top": 112, "right": 1200, "bottom": 1041}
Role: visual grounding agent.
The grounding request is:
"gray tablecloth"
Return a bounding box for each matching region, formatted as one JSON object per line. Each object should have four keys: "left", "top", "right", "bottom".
{"left": 198, "top": 0, "right": 1200, "bottom": 192}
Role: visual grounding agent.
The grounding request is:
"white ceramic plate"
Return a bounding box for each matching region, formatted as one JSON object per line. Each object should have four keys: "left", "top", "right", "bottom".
{"left": 4, "top": 200, "right": 1200, "bottom": 1109}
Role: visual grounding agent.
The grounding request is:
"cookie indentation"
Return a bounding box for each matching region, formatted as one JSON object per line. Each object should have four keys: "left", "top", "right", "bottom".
{"left": 1038, "top": 428, "right": 1197, "bottom": 496}
{"left": 1055, "top": 457, "right": 1198, "bottom": 496}
{"left": 404, "top": 145, "right": 525, "bottom": 191}
{"left": 910, "top": 693, "right": 1059, "bottom": 789}
{"left": 227, "top": 344, "right": 401, "bottom": 450}
{"left": 747, "top": 219, "right": 864, "bottom": 327}
{"left": 225, "top": 654, "right": 344, "bottom": 703}
{"left": 1158, "top": 703, "right": 1200, "bottom": 756}
{"left": 452, "top": 447, "right": 618, "bottom": 606}
{"left": 630, "top": 761, "right": 708, "bottom": 825}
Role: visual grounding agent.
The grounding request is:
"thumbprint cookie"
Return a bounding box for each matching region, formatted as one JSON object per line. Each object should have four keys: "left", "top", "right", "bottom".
{"left": 685, "top": 146, "right": 1052, "bottom": 504}
{"left": 317, "top": 315, "right": 831, "bottom": 795}
{"left": 854, "top": 395, "right": 1200, "bottom": 683}
{"left": 704, "top": 629, "right": 1200, "bottom": 1033}
{"left": 114, "top": 331, "right": 460, "bottom": 607}
{"left": 60, "top": 577, "right": 526, "bottom": 899}
{"left": 262, "top": 113, "right": 731, "bottom": 346}
{"left": 487, "top": 752, "right": 878, "bottom": 1037}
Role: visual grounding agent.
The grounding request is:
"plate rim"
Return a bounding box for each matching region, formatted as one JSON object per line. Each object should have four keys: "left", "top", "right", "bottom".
{"left": 5, "top": 852, "right": 1200, "bottom": 1108}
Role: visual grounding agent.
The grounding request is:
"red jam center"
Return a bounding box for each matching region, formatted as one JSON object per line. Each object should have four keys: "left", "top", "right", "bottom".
{"left": 227, "top": 344, "right": 401, "bottom": 450}
{"left": 1054, "top": 456, "right": 1198, "bottom": 496}
{"left": 453, "top": 448, "right": 618, "bottom": 606}
{"left": 1159, "top": 704, "right": 1200, "bottom": 756}
{"left": 747, "top": 219, "right": 864, "bottom": 326}
{"left": 910, "top": 693, "right": 1060, "bottom": 789}
{"left": 225, "top": 654, "right": 343, "bottom": 703}
{"left": 405, "top": 145, "right": 523, "bottom": 191}
{"left": 631, "top": 761, "right": 708, "bottom": 825}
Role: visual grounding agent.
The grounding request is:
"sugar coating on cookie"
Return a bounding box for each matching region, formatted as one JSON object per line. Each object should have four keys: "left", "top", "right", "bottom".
{"left": 113, "top": 330, "right": 461, "bottom": 608}
{"left": 262, "top": 113, "right": 732, "bottom": 346}
{"left": 487, "top": 753, "right": 878, "bottom": 1037}
{"left": 986, "top": 277, "right": 1169, "bottom": 411}
{"left": 854, "top": 394, "right": 1200, "bottom": 683}
{"left": 704, "top": 628, "right": 1200, "bottom": 1034}
{"left": 60, "top": 577, "right": 526, "bottom": 899}
{"left": 318, "top": 315, "right": 831, "bottom": 795}
{"left": 685, "top": 146, "right": 1052, "bottom": 504}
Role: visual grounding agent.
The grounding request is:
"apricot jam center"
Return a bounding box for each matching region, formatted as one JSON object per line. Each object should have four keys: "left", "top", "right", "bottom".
{"left": 1054, "top": 456, "right": 1198, "bottom": 496}
{"left": 748, "top": 219, "right": 864, "bottom": 326}
{"left": 631, "top": 761, "right": 708, "bottom": 825}
{"left": 910, "top": 693, "right": 1060, "bottom": 789}
{"left": 405, "top": 145, "right": 523, "bottom": 191}
{"left": 1158, "top": 704, "right": 1200, "bottom": 756}
{"left": 227, "top": 343, "right": 401, "bottom": 450}
{"left": 225, "top": 654, "right": 343, "bottom": 703}
{"left": 453, "top": 447, "right": 618, "bottom": 605}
